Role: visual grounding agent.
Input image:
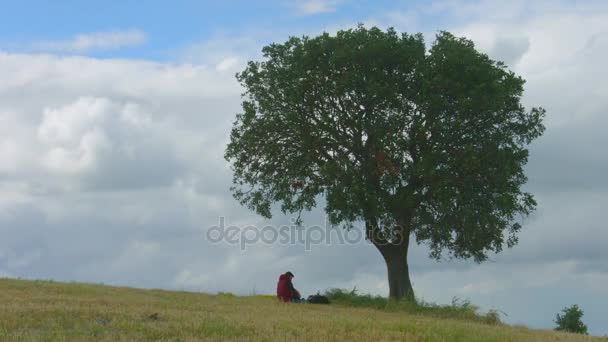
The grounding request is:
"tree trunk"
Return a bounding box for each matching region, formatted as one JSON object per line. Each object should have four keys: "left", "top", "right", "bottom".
{"left": 375, "top": 235, "right": 414, "bottom": 301}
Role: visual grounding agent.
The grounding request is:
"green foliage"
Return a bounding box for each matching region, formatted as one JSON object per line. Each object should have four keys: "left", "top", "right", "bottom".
{"left": 554, "top": 304, "right": 588, "bottom": 335}
{"left": 226, "top": 25, "right": 545, "bottom": 262}
{"left": 324, "top": 288, "right": 502, "bottom": 325}
{"left": 325, "top": 287, "right": 388, "bottom": 309}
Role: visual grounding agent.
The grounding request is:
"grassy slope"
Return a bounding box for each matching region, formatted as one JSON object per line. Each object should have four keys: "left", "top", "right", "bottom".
{"left": 0, "top": 279, "right": 603, "bottom": 341}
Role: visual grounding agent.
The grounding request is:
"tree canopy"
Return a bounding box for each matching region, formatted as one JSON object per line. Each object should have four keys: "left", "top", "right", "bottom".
{"left": 225, "top": 26, "right": 545, "bottom": 299}
{"left": 555, "top": 304, "right": 588, "bottom": 335}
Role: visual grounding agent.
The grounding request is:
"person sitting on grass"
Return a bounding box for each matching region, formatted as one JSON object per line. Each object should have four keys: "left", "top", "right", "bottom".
{"left": 277, "top": 271, "right": 301, "bottom": 302}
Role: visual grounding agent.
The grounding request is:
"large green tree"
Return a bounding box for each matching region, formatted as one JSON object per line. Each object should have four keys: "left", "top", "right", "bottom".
{"left": 225, "top": 26, "right": 545, "bottom": 300}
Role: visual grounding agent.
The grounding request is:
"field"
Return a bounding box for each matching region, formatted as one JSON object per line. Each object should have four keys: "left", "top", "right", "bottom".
{"left": 0, "top": 278, "right": 604, "bottom": 341}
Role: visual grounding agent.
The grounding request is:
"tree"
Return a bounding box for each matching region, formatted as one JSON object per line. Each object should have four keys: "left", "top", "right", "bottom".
{"left": 225, "top": 26, "right": 545, "bottom": 300}
{"left": 555, "top": 304, "right": 588, "bottom": 334}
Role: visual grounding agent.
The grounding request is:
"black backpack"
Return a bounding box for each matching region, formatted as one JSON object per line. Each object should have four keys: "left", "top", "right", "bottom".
{"left": 307, "top": 294, "right": 330, "bottom": 304}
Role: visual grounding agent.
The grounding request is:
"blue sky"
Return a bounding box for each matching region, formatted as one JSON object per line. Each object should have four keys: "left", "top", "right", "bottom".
{"left": 1, "top": 0, "right": 608, "bottom": 336}
{"left": 1, "top": 0, "right": 455, "bottom": 59}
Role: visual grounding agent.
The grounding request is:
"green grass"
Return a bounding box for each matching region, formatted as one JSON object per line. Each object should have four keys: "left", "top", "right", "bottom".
{"left": 0, "top": 278, "right": 604, "bottom": 341}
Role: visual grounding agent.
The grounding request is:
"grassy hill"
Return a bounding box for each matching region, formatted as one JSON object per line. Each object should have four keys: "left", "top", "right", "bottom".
{"left": 0, "top": 278, "right": 603, "bottom": 341}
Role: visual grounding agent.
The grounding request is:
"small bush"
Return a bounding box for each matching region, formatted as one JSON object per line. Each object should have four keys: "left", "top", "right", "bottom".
{"left": 554, "top": 304, "right": 588, "bottom": 335}
{"left": 483, "top": 309, "right": 502, "bottom": 325}
{"left": 324, "top": 288, "right": 387, "bottom": 309}
{"left": 324, "top": 288, "right": 502, "bottom": 325}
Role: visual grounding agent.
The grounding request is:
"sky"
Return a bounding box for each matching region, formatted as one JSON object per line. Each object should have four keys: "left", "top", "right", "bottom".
{"left": 1, "top": 0, "right": 607, "bottom": 336}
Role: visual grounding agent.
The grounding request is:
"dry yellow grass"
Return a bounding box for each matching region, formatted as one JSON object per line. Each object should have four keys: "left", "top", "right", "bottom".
{"left": 0, "top": 278, "right": 604, "bottom": 341}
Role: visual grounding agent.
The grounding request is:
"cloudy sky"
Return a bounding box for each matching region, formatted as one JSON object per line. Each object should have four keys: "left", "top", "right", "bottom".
{"left": 1, "top": 0, "right": 607, "bottom": 335}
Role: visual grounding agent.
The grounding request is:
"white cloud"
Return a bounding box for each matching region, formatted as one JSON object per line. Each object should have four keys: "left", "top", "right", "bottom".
{"left": 37, "top": 98, "right": 114, "bottom": 176}
{"left": 295, "top": 0, "right": 344, "bottom": 15}
{"left": 31, "top": 30, "right": 146, "bottom": 53}
{"left": 38, "top": 97, "right": 110, "bottom": 145}
{"left": 0, "top": 139, "right": 20, "bottom": 173}
{"left": 178, "top": 34, "right": 263, "bottom": 70}
{"left": 0, "top": 51, "right": 243, "bottom": 205}
{"left": 42, "top": 128, "right": 110, "bottom": 175}
{"left": 215, "top": 57, "right": 240, "bottom": 71}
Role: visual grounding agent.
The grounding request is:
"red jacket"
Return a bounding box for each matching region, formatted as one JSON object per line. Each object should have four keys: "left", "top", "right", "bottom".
{"left": 276, "top": 274, "right": 294, "bottom": 302}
